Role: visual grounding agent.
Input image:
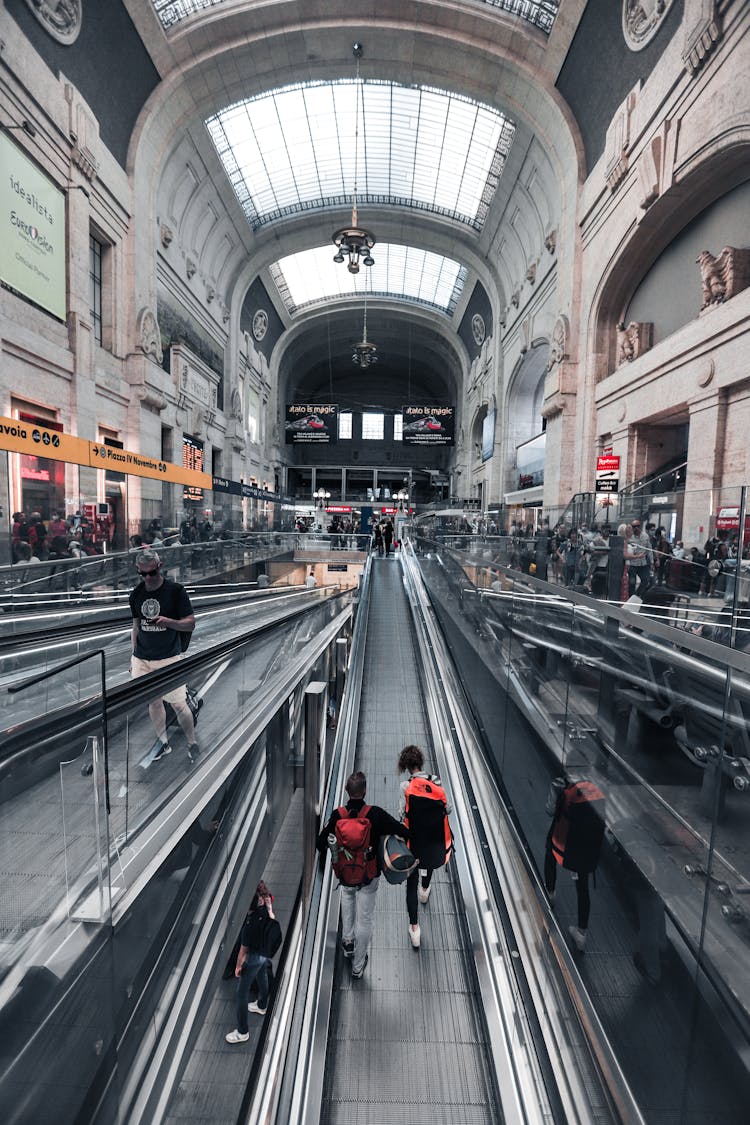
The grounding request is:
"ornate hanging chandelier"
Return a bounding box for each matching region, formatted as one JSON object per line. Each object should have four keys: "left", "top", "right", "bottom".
{"left": 332, "top": 43, "right": 376, "bottom": 275}
{"left": 352, "top": 271, "right": 378, "bottom": 367}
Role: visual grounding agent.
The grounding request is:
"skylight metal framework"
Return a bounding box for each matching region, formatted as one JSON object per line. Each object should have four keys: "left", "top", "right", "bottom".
{"left": 154, "top": 1, "right": 558, "bottom": 33}
{"left": 206, "top": 80, "right": 515, "bottom": 232}
{"left": 270, "top": 245, "right": 467, "bottom": 316}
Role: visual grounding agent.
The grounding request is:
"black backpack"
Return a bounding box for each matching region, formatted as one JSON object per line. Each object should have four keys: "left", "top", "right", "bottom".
{"left": 259, "top": 914, "right": 282, "bottom": 958}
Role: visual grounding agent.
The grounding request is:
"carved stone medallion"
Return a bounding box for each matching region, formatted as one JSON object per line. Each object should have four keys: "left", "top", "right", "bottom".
{"left": 252, "top": 309, "right": 269, "bottom": 341}
{"left": 623, "top": 0, "right": 675, "bottom": 52}
{"left": 471, "top": 314, "right": 486, "bottom": 346}
{"left": 136, "top": 308, "right": 163, "bottom": 365}
{"left": 24, "top": 0, "right": 82, "bottom": 45}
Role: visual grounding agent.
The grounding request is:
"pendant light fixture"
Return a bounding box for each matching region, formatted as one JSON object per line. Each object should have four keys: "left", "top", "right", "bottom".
{"left": 332, "top": 42, "right": 376, "bottom": 274}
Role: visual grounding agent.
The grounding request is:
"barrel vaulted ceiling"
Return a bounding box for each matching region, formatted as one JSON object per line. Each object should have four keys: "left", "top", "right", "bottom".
{"left": 129, "top": 0, "right": 579, "bottom": 410}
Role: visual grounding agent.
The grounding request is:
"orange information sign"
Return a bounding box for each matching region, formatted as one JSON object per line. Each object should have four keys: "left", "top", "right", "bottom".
{"left": 89, "top": 441, "right": 210, "bottom": 489}
{"left": 0, "top": 416, "right": 212, "bottom": 490}
{"left": 0, "top": 416, "right": 91, "bottom": 465}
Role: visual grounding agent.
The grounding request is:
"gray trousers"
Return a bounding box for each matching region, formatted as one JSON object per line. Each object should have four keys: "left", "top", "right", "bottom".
{"left": 340, "top": 877, "right": 379, "bottom": 973}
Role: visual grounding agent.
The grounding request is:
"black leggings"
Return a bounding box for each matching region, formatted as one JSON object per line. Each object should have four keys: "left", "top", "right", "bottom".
{"left": 406, "top": 866, "right": 433, "bottom": 925}
{"left": 544, "top": 828, "right": 591, "bottom": 929}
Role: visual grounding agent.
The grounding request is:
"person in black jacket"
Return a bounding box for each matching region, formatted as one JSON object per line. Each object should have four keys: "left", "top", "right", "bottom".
{"left": 226, "top": 882, "right": 279, "bottom": 1044}
{"left": 318, "top": 771, "right": 405, "bottom": 979}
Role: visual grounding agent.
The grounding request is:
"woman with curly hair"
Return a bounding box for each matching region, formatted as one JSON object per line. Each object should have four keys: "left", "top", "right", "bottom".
{"left": 398, "top": 745, "right": 452, "bottom": 949}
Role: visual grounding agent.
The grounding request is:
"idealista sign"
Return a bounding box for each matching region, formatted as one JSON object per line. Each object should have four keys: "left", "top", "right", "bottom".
{"left": 0, "top": 133, "right": 66, "bottom": 321}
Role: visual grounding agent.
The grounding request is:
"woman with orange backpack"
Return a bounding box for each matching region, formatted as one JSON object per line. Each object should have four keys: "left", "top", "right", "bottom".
{"left": 398, "top": 745, "right": 453, "bottom": 949}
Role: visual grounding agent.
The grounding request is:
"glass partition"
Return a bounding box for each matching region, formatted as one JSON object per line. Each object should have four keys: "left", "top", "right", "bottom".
{"left": 414, "top": 531, "right": 750, "bottom": 1123}
{"left": 0, "top": 589, "right": 352, "bottom": 1123}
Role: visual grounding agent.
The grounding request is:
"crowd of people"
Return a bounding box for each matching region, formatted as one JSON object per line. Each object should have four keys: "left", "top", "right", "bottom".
{"left": 11, "top": 510, "right": 105, "bottom": 565}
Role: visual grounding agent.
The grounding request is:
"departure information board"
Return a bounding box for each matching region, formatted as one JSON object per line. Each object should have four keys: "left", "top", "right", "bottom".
{"left": 182, "top": 435, "right": 204, "bottom": 500}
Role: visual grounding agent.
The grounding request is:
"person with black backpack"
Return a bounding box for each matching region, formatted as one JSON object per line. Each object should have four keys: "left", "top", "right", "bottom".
{"left": 318, "top": 771, "right": 405, "bottom": 979}
{"left": 544, "top": 776, "right": 606, "bottom": 953}
{"left": 226, "top": 881, "right": 282, "bottom": 1044}
{"left": 398, "top": 745, "right": 453, "bottom": 949}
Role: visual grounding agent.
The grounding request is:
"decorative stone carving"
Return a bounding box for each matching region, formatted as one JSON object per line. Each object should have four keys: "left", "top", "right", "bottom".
{"left": 544, "top": 230, "right": 557, "bottom": 255}
{"left": 637, "top": 119, "right": 678, "bottom": 211}
{"left": 525, "top": 262, "right": 537, "bottom": 285}
{"left": 252, "top": 309, "right": 269, "bottom": 341}
{"left": 65, "top": 86, "right": 99, "bottom": 181}
{"left": 160, "top": 224, "right": 173, "bottom": 249}
{"left": 511, "top": 290, "right": 520, "bottom": 309}
{"left": 616, "top": 321, "right": 653, "bottom": 365}
{"left": 683, "top": 0, "right": 722, "bottom": 74}
{"left": 471, "top": 313, "right": 486, "bottom": 346}
{"left": 136, "top": 308, "right": 163, "bottom": 365}
{"left": 617, "top": 402, "right": 627, "bottom": 423}
{"left": 498, "top": 308, "right": 507, "bottom": 329}
{"left": 546, "top": 314, "right": 570, "bottom": 371}
{"left": 520, "top": 317, "right": 531, "bottom": 355}
{"left": 24, "top": 0, "right": 82, "bottom": 45}
{"left": 137, "top": 385, "right": 167, "bottom": 412}
{"left": 206, "top": 285, "right": 215, "bottom": 303}
{"left": 186, "top": 258, "right": 197, "bottom": 279}
{"left": 697, "top": 247, "right": 750, "bottom": 310}
{"left": 605, "top": 84, "right": 639, "bottom": 192}
{"left": 623, "top": 0, "right": 675, "bottom": 52}
{"left": 697, "top": 358, "right": 716, "bottom": 388}
{"left": 230, "top": 386, "right": 243, "bottom": 420}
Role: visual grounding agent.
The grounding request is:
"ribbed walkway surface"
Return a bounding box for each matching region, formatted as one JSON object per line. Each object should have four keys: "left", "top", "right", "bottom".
{"left": 320, "top": 555, "right": 500, "bottom": 1125}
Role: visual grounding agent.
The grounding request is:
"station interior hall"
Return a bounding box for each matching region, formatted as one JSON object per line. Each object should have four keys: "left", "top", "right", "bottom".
{"left": 1, "top": 1, "right": 750, "bottom": 1123}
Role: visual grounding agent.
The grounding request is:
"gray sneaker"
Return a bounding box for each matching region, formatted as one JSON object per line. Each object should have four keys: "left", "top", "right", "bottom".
{"left": 153, "top": 742, "right": 172, "bottom": 761}
{"left": 351, "top": 953, "right": 369, "bottom": 979}
{"left": 568, "top": 926, "right": 587, "bottom": 952}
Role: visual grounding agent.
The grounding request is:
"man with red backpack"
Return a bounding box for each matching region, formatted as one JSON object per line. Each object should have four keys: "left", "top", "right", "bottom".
{"left": 318, "top": 771, "right": 405, "bottom": 979}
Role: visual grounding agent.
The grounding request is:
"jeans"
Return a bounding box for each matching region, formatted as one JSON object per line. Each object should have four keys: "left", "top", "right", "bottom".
{"left": 340, "top": 877, "right": 379, "bottom": 973}
{"left": 236, "top": 952, "right": 272, "bottom": 1034}
{"left": 406, "top": 866, "right": 433, "bottom": 925}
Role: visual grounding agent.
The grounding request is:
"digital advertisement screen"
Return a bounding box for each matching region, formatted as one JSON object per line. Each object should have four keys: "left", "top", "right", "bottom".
{"left": 481, "top": 410, "right": 496, "bottom": 462}
{"left": 0, "top": 133, "right": 66, "bottom": 320}
{"left": 516, "top": 432, "right": 546, "bottom": 489}
{"left": 401, "top": 405, "right": 455, "bottom": 446}
{"left": 182, "top": 434, "right": 204, "bottom": 500}
{"left": 285, "top": 404, "right": 337, "bottom": 444}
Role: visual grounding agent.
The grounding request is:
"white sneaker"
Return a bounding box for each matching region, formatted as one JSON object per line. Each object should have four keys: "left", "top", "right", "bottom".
{"left": 409, "top": 924, "right": 421, "bottom": 949}
{"left": 247, "top": 1001, "right": 267, "bottom": 1015}
{"left": 418, "top": 884, "right": 431, "bottom": 905}
{"left": 225, "top": 1029, "right": 249, "bottom": 1044}
{"left": 568, "top": 926, "right": 587, "bottom": 952}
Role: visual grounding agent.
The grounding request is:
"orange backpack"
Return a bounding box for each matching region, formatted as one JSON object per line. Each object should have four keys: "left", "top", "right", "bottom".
{"left": 403, "top": 776, "right": 453, "bottom": 868}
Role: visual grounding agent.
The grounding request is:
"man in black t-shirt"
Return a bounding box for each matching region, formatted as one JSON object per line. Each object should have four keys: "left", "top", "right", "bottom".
{"left": 129, "top": 549, "right": 198, "bottom": 762}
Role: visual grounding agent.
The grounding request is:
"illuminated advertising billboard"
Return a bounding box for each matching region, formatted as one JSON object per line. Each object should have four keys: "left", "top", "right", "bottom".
{"left": 516, "top": 432, "right": 546, "bottom": 489}
{"left": 0, "top": 133, "right": 66, "bottom": 320}
{"left": 285, "top": 404, "right": 337, "bottom": 444}
{"left": 401, "top": 405, "right": 455, "bottom": 446}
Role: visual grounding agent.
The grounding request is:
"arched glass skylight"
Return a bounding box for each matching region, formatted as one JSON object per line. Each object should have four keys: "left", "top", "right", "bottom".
{"left": 206, "top": 80, "right": 515, "bottom": 232}
{"left": 269, "top": 245, "right": 466, "bottom": 315}
{"left": 154, "top": 1, "right": 558, "bottom": 33}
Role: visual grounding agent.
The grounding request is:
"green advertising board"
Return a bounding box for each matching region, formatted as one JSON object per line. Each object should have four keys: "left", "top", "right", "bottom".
{"left": 0, "top": 132, "right": 66, "bottom": 320}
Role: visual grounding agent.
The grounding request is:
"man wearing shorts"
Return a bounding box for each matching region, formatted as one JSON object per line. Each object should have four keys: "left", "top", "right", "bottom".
{"left": 129, "top": 548, "right": 199, "bottom": 762}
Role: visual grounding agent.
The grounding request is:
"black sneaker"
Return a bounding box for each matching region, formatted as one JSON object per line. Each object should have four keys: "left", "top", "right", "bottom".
{"left": 153, "top": 742, "right": 172, "bottom": 761}
{"left": 351, "top": 953, "right": 368, "bottom": 979}
{"left": 187, "top": 743, "right": 200, "bottom": 763}
{"left": 341, "top": 939, "right": 354, "bottom": 959}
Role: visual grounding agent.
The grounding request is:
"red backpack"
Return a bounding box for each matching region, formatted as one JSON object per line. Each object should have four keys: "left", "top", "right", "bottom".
{"left": 333, "top": 805, "right": 378, "bottom": 886}
{"left": 551, "top": 782, "right": 605, "bottom": 874}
